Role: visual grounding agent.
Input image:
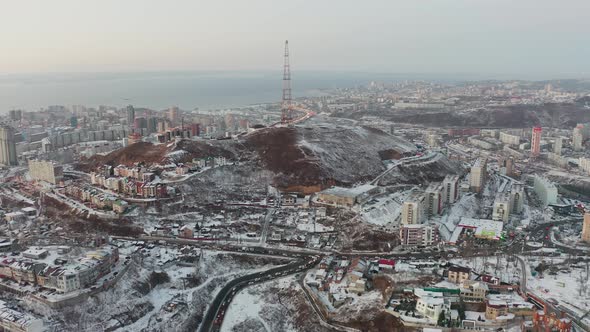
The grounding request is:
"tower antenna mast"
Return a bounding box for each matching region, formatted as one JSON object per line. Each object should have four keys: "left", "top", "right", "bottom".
{"left": 281, "top": 40, "right": 292, "bottom": 124}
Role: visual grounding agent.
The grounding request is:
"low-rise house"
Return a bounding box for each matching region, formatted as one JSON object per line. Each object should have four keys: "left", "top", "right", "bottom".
{"left": 460, "top": 280, "right": 488, "bottom": 302}
{"left": 10, "top": 261, "right": 46, "bottom": 284}
{"left": 0, "top": 299, "right": 43, "bottom": 332}
{"left": 348, "top": 279, "right": 366, "bottom": 294}
{"left": 486, "top": 294, "right": 534, "bottom": 317}
{"left": 414, "top": 288, "right": 451, "bottom": 322}
{"left": 319, "top": 256, "right": 334, "bottom": 270}
{"left": 485, "top": 301, "right": 509, "bottom": 319}
{"left": 448, "top": 265, "right": 471, "bottom": 284}
{"left": 112, "top": 200, "right": 128, "bottom": 214}
{"left": 479, "top": 274, "right": 500, "bottom": 285}
{"left": 179, "top": 225, "right": 194, "bottom": 239}
{"left": 330, "top": 293, "right": 348, "bottom": 308}
{"left": 378, "top": 259, "right": 395, "bottom": 270}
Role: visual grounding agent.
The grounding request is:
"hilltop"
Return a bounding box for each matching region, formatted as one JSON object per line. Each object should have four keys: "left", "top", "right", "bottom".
{"left": 244, "top": 122, "right": 417, "bottom": 191}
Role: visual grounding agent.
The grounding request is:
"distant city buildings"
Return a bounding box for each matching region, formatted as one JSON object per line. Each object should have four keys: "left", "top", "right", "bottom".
{"left": 168, "top": 106, "right": 180, "bottom": 126}
{"left": 126, "top": 105, "right": 135, "bottom": 127}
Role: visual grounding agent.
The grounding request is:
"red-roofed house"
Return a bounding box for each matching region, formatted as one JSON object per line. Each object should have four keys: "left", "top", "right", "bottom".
{"left": 378, "top": 259, "right": 395, "bottom": 270}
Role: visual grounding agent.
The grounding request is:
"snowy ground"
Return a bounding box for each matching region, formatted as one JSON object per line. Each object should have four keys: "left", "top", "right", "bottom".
{"left": 451, "top": 256, "right": 522, "bottom": 284}
{"left": 221, "top": 276, "right": 297, "bottom": 332}
{"left": 524, "top": 256, "right": 590, "bottom": 326}
{"left": 437, "top": 193, "right": 480, "bottom": 241}
{"left": 221, "top": 275, "right": 331, "bottom": 332}
{"left": 19, "top": 245, "right": 289, "bottom": 332}
{"left": 360, "top": 190, "right": 413, "bottom": 226}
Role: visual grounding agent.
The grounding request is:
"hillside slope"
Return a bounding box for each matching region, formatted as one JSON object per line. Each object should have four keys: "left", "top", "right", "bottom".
{"left": 244, "top": 123, "right": 417, "bottom": 189}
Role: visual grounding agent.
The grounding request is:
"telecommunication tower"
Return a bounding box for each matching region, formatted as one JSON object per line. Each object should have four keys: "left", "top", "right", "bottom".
{"left": 281, "top": 40, "right": 293, "bottom": 124}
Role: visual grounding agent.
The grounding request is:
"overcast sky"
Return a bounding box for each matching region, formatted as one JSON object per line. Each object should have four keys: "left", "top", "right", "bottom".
{"left": 2, "top": 0, "right": 590, "bottom": 77}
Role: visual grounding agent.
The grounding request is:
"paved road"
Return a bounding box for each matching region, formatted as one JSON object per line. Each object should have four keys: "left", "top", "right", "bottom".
{"left": 200, "top": 255, "right": 321, "bottom": 332}
{"left": 259, "top": 208, "right": 275, "bottom": 246}
{"left": 515, "top": 255, "right": 590, "bottom": 331}
{"left": 371, "top": 152, "right": 437, "bottom": 185}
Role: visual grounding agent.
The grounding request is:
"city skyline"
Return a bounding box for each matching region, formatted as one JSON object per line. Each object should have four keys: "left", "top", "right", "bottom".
{"left": 2, "top": 0, "right": 590, "bottom": 76}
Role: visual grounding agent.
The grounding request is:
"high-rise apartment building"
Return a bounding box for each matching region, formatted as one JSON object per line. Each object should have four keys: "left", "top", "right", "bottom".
{"left": 492, "top": 193, "right": 511, "bottom": 223}
{"left": 469, "top": 158, "right": 487, "bottom": 193}
{"left": 399, "top": 224, "right": 439, "bottom": 247}
{"left": 401, "top": 193, "right": 425, "bottom": 225}
{"left": 531, "top": 126, "right": 542, "bottom": 157}
{"left": 168, "top": 106, "right": 180, "bottom": 126}
{"left": 509, "top": 183, "right": 525, "bottom": 214}
{"left": 126, "top": 105, "right": 135, "bottom": 127}
{"left": 553, "top": 137, "right": 562, "bottom": 155}
{"left": 442, "top": 174, "right": 460, "bottom": 205}
{"left": 573, "top": 127, "right": 584, "bottom": 151}
{"left": 582, "top": 213, "right": 590, "bottom": 243}
{"left": 425, "top": 182, "right": 443, "bottom": 217}
{"left": 0, "top": 125, "right": 18, "bottom": 166}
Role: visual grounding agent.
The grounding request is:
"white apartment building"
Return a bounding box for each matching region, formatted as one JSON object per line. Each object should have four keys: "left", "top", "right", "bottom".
{"left": 499, "top": 132, "right": 520, "bottom": 146}
{"left": 28, "top": 160, "right": 63, "bottom": 185}
{"left": 492, "top": 193, "right": 511, "bottom": 223}
{"left": 401, "top": 193, "right": 425, "bottom": 225}
{"left": 414, "top": 289, "right": 451, "bottom": 322}
{"left": 533, "top": 175, "right": 558, "bottom": 206}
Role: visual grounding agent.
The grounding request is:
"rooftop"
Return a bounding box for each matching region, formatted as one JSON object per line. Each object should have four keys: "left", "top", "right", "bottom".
{"left": 320, "top": 184, "right": 378, "bottom": 198}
